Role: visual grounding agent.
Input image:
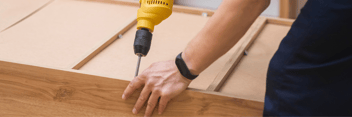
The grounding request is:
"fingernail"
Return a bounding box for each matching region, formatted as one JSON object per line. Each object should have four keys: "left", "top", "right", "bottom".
{"left": 158, "top": 111, "right": 162, "bottom": 115}
{"left": 132, "top": 108, "right": 137, "bottom": 114}
{"left": 122, "top": 94, "right": 126, "bottom": 100}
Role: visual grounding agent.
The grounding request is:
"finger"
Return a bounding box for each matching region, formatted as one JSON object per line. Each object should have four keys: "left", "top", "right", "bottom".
{"left": 122, "top": 76, "right": 145, "bottom": 100}
{"left": 145, "top": 91, "right": 161, "bottom": 117}
{"left": 133, "top": 86, "right": 152, "bottom": 114}
{"left": 158, "top": 95, "right": 171, "bottom": 115}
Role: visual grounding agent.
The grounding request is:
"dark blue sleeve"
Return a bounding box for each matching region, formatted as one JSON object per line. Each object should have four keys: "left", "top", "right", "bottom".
{"left": 264, "top": 0, "right": 352, "bottom": 116}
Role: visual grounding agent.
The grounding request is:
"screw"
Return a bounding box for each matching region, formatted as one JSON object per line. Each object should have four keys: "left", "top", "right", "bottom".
{"left": 202, "top": 12, "right": 208, "bottom": 17}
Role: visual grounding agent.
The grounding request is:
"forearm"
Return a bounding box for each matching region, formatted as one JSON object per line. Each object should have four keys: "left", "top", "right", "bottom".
{"left": 182, "top": 0, "right": 270, "bottom": 75}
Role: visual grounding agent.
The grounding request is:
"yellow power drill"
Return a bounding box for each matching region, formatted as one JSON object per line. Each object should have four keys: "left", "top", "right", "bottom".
{"left": 133, "top": 0, "right": 173, "bottom": 76}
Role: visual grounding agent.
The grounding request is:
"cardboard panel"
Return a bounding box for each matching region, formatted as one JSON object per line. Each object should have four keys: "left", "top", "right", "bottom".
{"left": 219, "top": 24, "right": 291, "bottom": 102}
{"left": 0, "top": 0, "right": 52, "bottom": 32}
{"left": 0, "top": 0, "right": 137, "bottom": 68}
{"left": 79, "top": 12, "right": 232, "bottom": 90}
{"left": 79, "top": 13, "right": 271, "bottom": 90}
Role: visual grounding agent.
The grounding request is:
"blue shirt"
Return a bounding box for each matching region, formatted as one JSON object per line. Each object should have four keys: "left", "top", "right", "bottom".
{"left": 264, "top": 0, "right": 352, "bottom": 116}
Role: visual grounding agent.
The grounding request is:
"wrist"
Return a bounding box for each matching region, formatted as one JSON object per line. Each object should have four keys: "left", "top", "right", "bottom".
{"left": 181, "top": 52, "right": 201, "bottom": 75}
{"left": 175, "top": 52, "right": 199, "bottom": 80}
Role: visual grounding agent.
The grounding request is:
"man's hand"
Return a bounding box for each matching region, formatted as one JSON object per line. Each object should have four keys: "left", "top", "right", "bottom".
{"left": 122, "top": 60, "right": 192, "bottom": 116}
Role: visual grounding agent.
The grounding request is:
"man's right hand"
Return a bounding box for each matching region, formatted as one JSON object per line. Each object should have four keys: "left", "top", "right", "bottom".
{"left": 122, "top": 60, "right": 192, "bottom": 117}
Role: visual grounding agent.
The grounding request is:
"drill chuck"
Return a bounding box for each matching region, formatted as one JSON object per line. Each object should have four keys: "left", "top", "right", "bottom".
{"left": 134, "top": 28, "right": 153, "bottom": 56}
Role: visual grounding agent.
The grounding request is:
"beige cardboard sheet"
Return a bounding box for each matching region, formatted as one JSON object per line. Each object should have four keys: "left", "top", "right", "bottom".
{"left": 0, "top": 0, "right": 52, "bottom": 32}
{"left": 80, "top": 12, "right": 234, "bottom": 90}
{"left": 219, "top": 24, "right": 291, "bottom": 102}
{"left": 0, "top": 0, "right": 138, "bottom": 68}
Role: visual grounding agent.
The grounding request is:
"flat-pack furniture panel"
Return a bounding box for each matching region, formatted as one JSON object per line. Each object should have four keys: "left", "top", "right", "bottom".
{"left": 0, "top": 60, "right": 264, "bottom": 116}
{"left": 79, "top": 14, "right": 268, "bottom": 90}
{"left": 79, "top": 12, "right": 221, "bottom": 89}
{"left": 0, "top": 0, "right": 137, "bottom": 69}
{"left": 0, "top": 0, "right": 52, "bottom": 32}
{"left": 219, "top": 23, "right": 291, "bottom": 102}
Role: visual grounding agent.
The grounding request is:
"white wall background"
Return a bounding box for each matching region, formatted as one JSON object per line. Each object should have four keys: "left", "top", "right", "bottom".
{"left": 174, "top": 0, "right": 280, "bottom": 17}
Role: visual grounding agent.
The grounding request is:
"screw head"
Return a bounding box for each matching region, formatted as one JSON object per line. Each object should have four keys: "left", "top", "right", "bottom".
{"left": 202, "top": 12, "right": 208, "bottom": 17}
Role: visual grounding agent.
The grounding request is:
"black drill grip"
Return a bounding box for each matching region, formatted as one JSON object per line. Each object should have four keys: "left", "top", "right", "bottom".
{"left": 134, "top": 28, "right": 153, "bottom": 56}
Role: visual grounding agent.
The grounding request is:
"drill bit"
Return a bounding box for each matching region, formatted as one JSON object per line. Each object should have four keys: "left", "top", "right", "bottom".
{"left": 135, "top": 55, "right": 142, "bottom": 77}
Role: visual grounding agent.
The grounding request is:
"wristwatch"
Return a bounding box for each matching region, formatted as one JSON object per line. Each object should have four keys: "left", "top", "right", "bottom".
{"left": 175, "top": 52, "right": 198, "bottom": 80}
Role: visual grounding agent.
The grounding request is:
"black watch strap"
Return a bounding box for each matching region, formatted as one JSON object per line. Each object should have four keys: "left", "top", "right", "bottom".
{"left": 175, "top": 52, "right": 198, "bottom": 80}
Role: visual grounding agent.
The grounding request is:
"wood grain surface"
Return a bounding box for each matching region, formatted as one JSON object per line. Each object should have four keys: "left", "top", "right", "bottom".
{"left": 219, "top": 24, "right": 292, "bottom": 102}
{"left": 0, "top": 60, "right": 264, "bottom": 116}
{"left": 0, "top": 0, "right": 53, "bottom": 32}
{"left": 0, "top": 0, "right": 138, "bottom": 69}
